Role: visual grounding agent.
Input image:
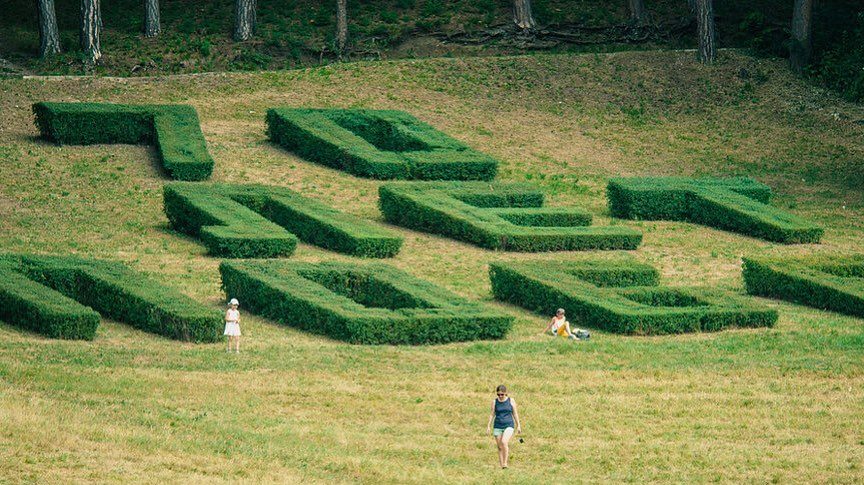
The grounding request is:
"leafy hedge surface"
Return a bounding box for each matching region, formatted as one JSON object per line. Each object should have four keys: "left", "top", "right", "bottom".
{"left": 607, "top": 177, "right": 823, "bottom": 244}
{"left": 743, "top": 256, "right": 864, "bottom": 318}
{"left": 0, "top": 254, "right": 222, "bottom": 342}
{"left": 33, "top": 102, "right": 214, "bottom": 181}
{"left": 0, "top": 261, "right": 100, "bottom": 340}
{"left": 220, "top": 260, "right": 513, "bottom": 345}
{"left": 490, "top": 259, "right": 777, "bottom": 335}
{"left": 267, "top": 108, "right": 498, "bottom": 180}
{"left": 379, "top": 182, "right": 641, "bottom": 251}
{"left": 164, "top": 182, "right": 402, "bottom": 258}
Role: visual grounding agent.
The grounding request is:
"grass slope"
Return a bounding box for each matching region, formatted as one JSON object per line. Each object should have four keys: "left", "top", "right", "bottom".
{"left": 1, "top": 50, "right": 863, "bottom": 482}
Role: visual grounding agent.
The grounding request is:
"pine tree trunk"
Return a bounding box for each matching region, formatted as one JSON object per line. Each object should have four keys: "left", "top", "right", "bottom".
{"left": 80, "top": 0, "right": 102, "bottom": 63}
{"left": 512, "top": 0, "right": 536, "bottom": 31}
{"left": 37, "top": 0, "right": 61, "bottom": 57}
{"left": 695, "top": 0, "right": 715, "bottom": 64}
{"left": 144, "top": 0, "right": 160, "bottom": 38}
{"left": 233, "top": 0, "right": 255, "bottom": 41}
{"left": 336, "top": 0, "right": 348, "bottom": 57}
{"left": 790, "top": 0, "right": 813, "bottom": 74}
{"left": 628, "top": 0, "right": 647, "bottom": 25}
{"left": 251, "top": 0, "right": 258, "bottom": 32}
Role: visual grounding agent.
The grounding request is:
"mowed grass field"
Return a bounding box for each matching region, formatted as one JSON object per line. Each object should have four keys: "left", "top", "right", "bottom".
{"left": 1, "top": 49, "right": 864, "bottom": 483}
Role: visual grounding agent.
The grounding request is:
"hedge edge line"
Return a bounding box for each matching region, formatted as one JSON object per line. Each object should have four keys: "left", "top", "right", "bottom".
{"left": 164, "top": 182, "right": 403, "bottom": 258}
{"left": 0, "top": 254, "right": 223, "bottom": 342}
{"left": 490, "top": 259, "right": 777, "bottom": 335}
{"left": 33, "top": 102, "right": 214, "bottom": 181}
{"left": 220, "top": 259, "right": 513, "bottom": 345}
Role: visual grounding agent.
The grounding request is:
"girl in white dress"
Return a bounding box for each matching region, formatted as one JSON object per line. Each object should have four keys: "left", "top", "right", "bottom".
{"left": 224, "top": 298, "right": 241, "bottom": 353}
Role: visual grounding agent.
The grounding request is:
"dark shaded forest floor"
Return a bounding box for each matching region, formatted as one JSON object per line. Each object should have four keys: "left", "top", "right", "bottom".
{"left": 1, "top": 0, "right": 857, "bottom": 77}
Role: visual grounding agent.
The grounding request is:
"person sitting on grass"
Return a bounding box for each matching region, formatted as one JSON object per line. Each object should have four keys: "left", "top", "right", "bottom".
{"left": 224, "top": 298, "right": 241, "bottom": 353}
{"left": 543, "top": 308, "right": 580, "bottom": 340}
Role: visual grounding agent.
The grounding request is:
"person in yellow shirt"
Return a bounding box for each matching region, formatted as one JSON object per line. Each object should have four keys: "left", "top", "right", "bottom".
{"left": 543, "top": 308, "right": 580, "bottom": 340}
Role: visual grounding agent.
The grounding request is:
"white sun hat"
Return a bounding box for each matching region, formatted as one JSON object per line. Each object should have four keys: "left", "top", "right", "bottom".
{"left": 229, "top": 298, "right": 239, "bottom": 306}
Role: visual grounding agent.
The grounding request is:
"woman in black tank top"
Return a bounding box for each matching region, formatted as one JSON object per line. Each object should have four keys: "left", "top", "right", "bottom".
{"left": 486, "top": 384, "right": 522, "bottom": 469}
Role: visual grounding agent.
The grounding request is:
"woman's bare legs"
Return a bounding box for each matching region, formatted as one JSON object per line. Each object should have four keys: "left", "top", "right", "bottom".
{"left": 500, "top": 427, "right": 514, "bottom": 467}
{"left": 564, "top": 321, "right": 579, "bottom": 340}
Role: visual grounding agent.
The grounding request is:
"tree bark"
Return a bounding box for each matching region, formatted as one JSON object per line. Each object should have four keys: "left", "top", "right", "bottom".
{"left": 233, "top": 0, "right": 255, "bottom": 41}
{"left": 695, "top": 0, "right": 715, "bottom": 64}
{"left": 144, "top": 0, "right": 160, "bottom": 38}
{"left": 789, "top": 0, "right": 813, "bottom": 74}
{"left": 336, "top": 0, "right": 348, "bottom": 57}
{"left": 513, "top": 0, "right": 536, "bottom": 31}
{"left": 37, "top": 0, "right": 61, "bottom": 57}
{"left": 80, "top": 0, "right": 102, "bottom": 63}
{"left": 251, "top": 0, "right": 258, "bottom": 32}
{"left": 628, "top": 0, "right": 647, "bottom": 25}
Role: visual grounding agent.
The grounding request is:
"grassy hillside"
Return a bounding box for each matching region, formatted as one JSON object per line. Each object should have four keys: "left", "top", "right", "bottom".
{"left": 1, "top": 50, "right": 864, "bottom": 482}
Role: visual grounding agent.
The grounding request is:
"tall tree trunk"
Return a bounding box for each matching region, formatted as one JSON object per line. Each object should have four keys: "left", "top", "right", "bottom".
{"left": 37, "top": 0, "right": 61, "bottom": 57}
{"left": 336, "top": 0, "right": 348, "bottom": 58}
{"left": 512, "top": 0, "right": 536, "bottom": 31}
{"left": 80, "top": 0, "right": 102, "bottom": 63}
{"left": 789, "top": 0, "right": 813, "bottom": 74}
{"left": 628, "top": 0, "right": 647, "bottom": 25}
{"left": 233, "top": 0, "right": 255, "bottom": 41}
{"left": 251, "top": 0, "right": 258, "bottom": 32}
{"left": 695, "top": 0, "right": 715, "bottom": 64}
{"left": 144, "top": 0, "right": 160, "bottom": 38}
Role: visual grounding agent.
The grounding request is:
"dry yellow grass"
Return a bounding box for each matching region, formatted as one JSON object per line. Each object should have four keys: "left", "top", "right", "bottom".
{"left": 1, "top": 49, "right": 863, "bottom": 483}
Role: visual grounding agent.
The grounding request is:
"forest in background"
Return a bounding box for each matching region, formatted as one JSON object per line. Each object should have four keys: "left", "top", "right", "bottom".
{"left": 1, "top": 0, "right": 862, "bottom": 100}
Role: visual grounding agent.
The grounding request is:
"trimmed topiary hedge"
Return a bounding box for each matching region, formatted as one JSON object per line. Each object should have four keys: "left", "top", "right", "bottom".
{"left": 267, "top": 108, "right": 498, "bottom": 180}
{"left": 164, "top": 182, "right": 402, "bottom": 258}
{"left": 379, "top": 182, "right": 642, "bottom": 251}
{"left": 607, "top": 177, "right": 823, "bottom": 244}
{"left": 490, "top": 259, "right": 777, "bottom": 335}
{"left": 0, "top": 254, "right": 222, "bottom": 342}
{"left": 33, "top": 102, "right": 214, "bottom": 181}
{"left": 0, "top": 261, "right": 101, "bottom": 340}
{"left": 743, "top": 255, "right": 864, "bottom": 318}
{"left": 220, "top": 260, "right": 513, "bottom": 345}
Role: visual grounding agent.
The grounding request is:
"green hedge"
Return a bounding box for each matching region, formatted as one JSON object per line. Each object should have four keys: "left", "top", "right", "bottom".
{"left": 220, "top": 260, "right": 513, "bottom": 345}
{"left": 0, "top": 254, "right": 222, "bottom": 342}
{"left": 607, "top": 177, "right": 823, "bottom": 244}
{"left": 490, "top": 259, "right": 777, "bottom": 335}
{"left": 164, "top": 182, "right": 402, "bottom": 258}
{"left": 267, "top": 108, "right": 498, "bottom": 180}
{"left": 379, "top": 182, "right": 642, "bottom": 251}
{"left": 0, "top": 261, "right": 100, "bottom": 340}
{"left": 33, "top": 102, "right": 214, "bottom": 181}
{"left": 743, "top": 255, "right": 864, "bottom": 318}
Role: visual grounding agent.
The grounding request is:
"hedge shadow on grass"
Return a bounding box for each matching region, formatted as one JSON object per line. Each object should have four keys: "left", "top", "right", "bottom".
{"left": 379, "top": 182, "right": 642, "bottom": 251}
{"left": 220, "top": 260, "right": 513, "bottom": 345}
{"left": 33, "top": 102, "right": 214, "bottom": 181}
{"left": 0, "top": 254, "right": 222, "bottom": 341}
{"left": 743, "top": 255, "right": 864, "bottom": 318}
{"left": 607, "top": 177, "right": 823, "bottom": 244}
{"left": 490, "top": 259, "right": 778, "bottom": 335}
{"left": 164, "top": 182, "right": 403, "bottom": 258}
{"left": 267, "top": 108, "right": 499, "bottom": 180}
